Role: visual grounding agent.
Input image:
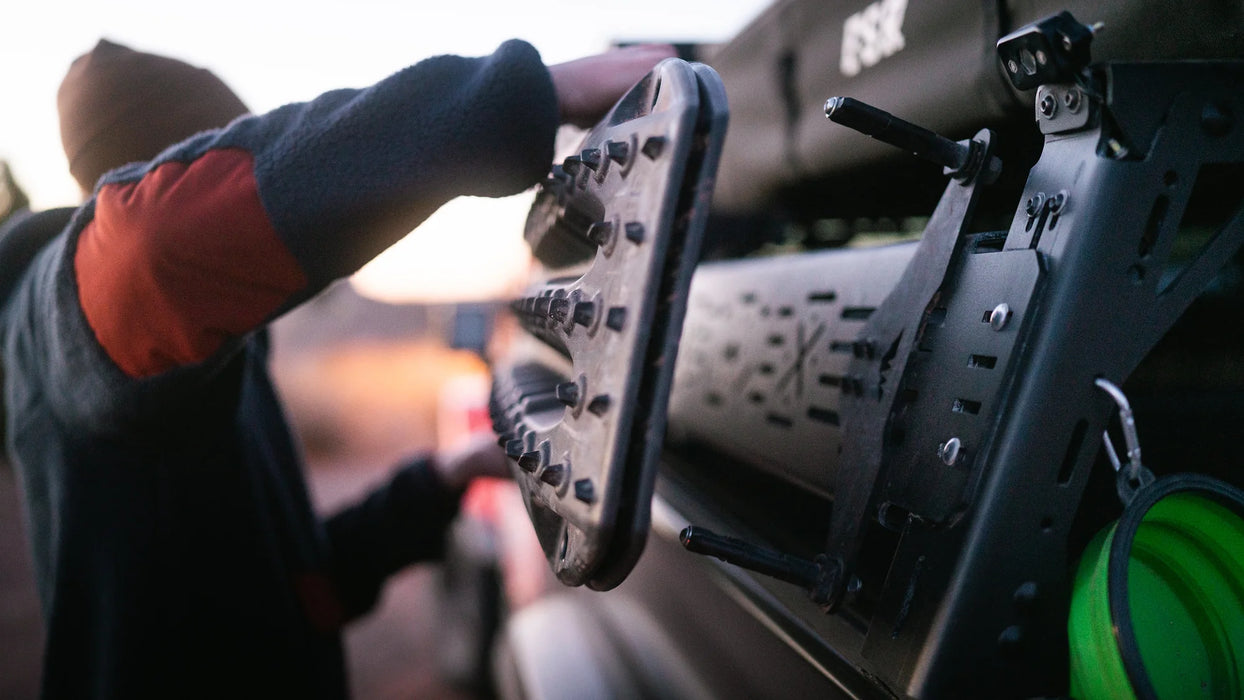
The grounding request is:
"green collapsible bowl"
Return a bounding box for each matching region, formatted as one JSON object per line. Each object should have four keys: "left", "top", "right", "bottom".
{"left": 1069, "top": 474, "right": 1244, "bottom": 699}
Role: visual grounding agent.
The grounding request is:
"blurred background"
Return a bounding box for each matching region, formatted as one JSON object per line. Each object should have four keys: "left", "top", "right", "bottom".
{"left": 0, "top": 1, "right": 768, "bottom": 698}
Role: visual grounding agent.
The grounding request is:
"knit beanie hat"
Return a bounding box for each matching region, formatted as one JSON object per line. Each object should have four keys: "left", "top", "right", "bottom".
{"left": 57, "top": 39, "right": 249, "bottom": 193}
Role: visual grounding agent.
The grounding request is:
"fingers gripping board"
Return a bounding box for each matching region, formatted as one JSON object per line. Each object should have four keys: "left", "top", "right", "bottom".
{"left": 491, "top": 60, "right": 728, "bottom": 589}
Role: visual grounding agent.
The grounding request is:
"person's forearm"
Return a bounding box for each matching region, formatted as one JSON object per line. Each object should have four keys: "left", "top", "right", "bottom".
{"left": 74, "top": 40, "right": 558, "bottom": 380}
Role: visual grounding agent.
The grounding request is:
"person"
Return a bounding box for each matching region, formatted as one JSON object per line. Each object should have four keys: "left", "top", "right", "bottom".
{"left": 0, "top": 37, "right": 674, "bottom": 698}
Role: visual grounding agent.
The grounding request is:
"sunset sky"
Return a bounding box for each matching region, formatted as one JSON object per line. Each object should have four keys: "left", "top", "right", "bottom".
{"left": 1, "top": 1, "right": 768, "bottom": 302}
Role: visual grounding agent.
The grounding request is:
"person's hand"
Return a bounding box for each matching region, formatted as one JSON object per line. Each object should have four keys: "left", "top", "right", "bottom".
{"left": 548, "top": 44, "right": 679, "bottom": 129}
{"left": 432, "top": 434, "right": 511, "bottom": 492}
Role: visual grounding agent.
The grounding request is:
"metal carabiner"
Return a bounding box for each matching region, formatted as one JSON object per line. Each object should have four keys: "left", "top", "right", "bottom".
{"left": 1095, "top": 377, "right": 1155, "bottom": 505}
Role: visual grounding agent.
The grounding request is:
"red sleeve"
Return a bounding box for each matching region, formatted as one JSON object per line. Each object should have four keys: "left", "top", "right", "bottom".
{"left": 74, "top": 148, "right": 307, "bottom": 378}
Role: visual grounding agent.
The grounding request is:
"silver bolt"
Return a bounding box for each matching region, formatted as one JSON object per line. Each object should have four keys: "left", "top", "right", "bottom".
{"left": 1048, "top": 191, "right": 1068, "bottom": 215}
{"left": 1063, "top": 88, "right": 1082, "bottom": 113}
{"left": 989, "top": 303, "right": 1012, "bottom": 331}
{"left": 937, "top": 437, "right": 962, "bottom": 466}
{"left": 1039, "top": 94, "right": 1058, "bottom": 119}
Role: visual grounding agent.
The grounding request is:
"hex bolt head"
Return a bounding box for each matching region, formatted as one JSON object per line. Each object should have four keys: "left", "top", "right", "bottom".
{"left": 555, "top": 381, "right": 581, "bottom": 408}
{"left": 1048, "top": 190, "right": 1068, "bottom": 215}
{"left": 937, "top": 437, "right": 962, "bottom": 466}
{"left": 1039, "top": 93, "right": 1058, "bottom": 119}
{"left": 562, "top": 155, "right": 583, "bottom": 176}
{"left": 1025, "top": 192, "right": 1047, "bottom": 217}
{"left": 1063, "top": 88, "right": 1082, "bottom": 113}
{"left": 574, "top": 478, "right": 596, "bottom": 503}
{"left": 624, "top": 222, "right": 645, "bottom": 244}
{"left": 989, "top": 303, "right": 1012, "bottom": 331}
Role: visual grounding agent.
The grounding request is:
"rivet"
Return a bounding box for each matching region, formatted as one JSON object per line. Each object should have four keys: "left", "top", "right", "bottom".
{"left": 1013, "top": 582, "right": 1039, "bottom": 613}
{"left": 997, "top": 625, "right": 1025, "bottom": 658}
{"left": 1202, "top": 102, "right": 1234, "bottom": 137}
{"left": 989, "top": 303, "right": 1011, "bottom": 331}
{"left": 937, "top": 437, "right": 962, "bottom": 466}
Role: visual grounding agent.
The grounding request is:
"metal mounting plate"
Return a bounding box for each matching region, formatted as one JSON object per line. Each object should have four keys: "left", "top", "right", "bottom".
{"left": 491, "top": 59, "right": 728, "bottom": 589}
